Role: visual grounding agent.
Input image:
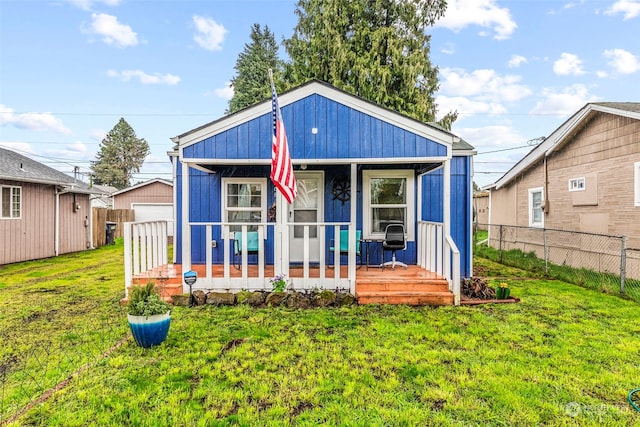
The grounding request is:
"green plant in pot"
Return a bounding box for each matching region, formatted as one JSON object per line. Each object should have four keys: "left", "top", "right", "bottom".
{"left": 127, "top": 282, "right": 172, "bottom": 348}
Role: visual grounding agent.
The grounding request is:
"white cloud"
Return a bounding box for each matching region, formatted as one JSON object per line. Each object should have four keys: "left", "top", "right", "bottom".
{"left": 439, "top": 68, "right": 532, "bottom": 103}
{"left": 436, "top": 96, "right": 507, "bottom": 121}
{"left": 605, "top": 0, "right": 640, "bottom": 20}
{"left": 508, "top": 55, "right": 527, "bottom": 68}
{"left": 596, "top": 70, "right": 609, "bottom": 78}
{"left": 88, "top": 13, "right": 138, "bottom": 48}
{"left": 89, "top": 128, "right": 107, "bottom": 141}
{"left": 603, "top": 48, "right": 640, "bottom": 74}
{"left": 441, "top": 42, "right": 456, "bottom": 55}
{"left": 46, "top": 141, "right": 91, "bottom": 160}
{"left": 435, "top": 0, "right": 517, "bottom": 40}
{"left": 107, "top": 69, "right": 181, "bottom": 85}
{"left": 0, "top": 104, "right": 71, "bottom": 135}
{"left": 213, "top": 82, "right": 234, "bottom": 100}
{"left": 193, "top": 15, "right": 227, "bottom": 51}
{"left": 553, "top": 53, "right": 586, "bottom": 76}
{"left": 454, "top": 125, "right": 523, "bottom": 151}
{"left": 67, "top": 0, "right": 121, "bottom": 11}
{"left": 0, "top": 141, "right": 36, "bottom": 155}
{"left": 530, "top": 84, "right": 599, "bottom": 116}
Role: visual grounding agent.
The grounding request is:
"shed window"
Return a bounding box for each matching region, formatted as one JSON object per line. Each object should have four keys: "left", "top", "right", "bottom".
{"left": 528, "top": 187, "right": 544, "bottom": 228}
{"left": 1, "top": 186, "right": 21, "bottom": 219}
{"left": 222, "top": 178, "right": 267, "bottom": 232}
{"left": 568, "top": 177, "right": 585, "bottom": 192}
{"left": 363, "top": 170, "right": 414, "bottom": 240}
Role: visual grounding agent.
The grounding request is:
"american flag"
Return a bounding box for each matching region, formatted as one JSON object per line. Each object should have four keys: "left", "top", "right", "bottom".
{"left": 270, "top": 79, "right": 297, "bottom": 203}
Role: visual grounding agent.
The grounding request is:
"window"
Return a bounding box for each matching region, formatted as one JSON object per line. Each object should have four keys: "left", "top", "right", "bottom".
{"left": 528, "top": 187, "right": 544, "bottom": 227}
{"left": 635, "top": 162, "right": 640, "bottom": 207}
{"left": 1, "top": 186, "right": 21, "bottom": 219}
{"left": 568, "top": 177, "right": 585, "bottom": 192}
{"left": 363, "top": 170, "right": 414, "bottom": 239}
{"left": 222, "top": 178, "right": 267, "bottom": 232}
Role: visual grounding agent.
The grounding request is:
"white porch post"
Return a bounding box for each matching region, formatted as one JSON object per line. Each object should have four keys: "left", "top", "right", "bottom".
{"left": 181, "top": 161, "right": 191, "bottom": 293}
{"left": 348, "top": 162, "right": 357, "bottom": 294}
{"left": 443, "top": 157, "right": 451, "bottom": 238}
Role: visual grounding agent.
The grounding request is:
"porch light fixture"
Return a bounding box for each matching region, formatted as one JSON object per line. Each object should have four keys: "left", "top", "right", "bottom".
{"left": 311, "top": 127, "right": 318, "bottom": 134}
{"left": 300, "top": 164, "right": 307, "bottom": 170}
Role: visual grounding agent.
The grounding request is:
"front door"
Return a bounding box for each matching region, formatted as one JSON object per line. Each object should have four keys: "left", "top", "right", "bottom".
{"left": 289, "top": 171, "right": 324, "bottom": 263}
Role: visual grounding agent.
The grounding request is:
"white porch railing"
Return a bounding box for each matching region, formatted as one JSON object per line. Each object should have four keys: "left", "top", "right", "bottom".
{"left": 123, "top": 220, "right": 170, "bottom": 298}
{"left": 417, "top": 221, "right": 461, "bottom": 305}
{"left": 186, "top": 222, "right": 356, "bottom": 293}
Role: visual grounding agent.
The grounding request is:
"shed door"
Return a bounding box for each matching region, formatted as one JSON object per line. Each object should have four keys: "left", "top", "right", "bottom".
{"left": 132, "top": 203, "right": 174, "bottom": 236}
{"left": 288, "top": 172, "right": 324, "bottom": 263}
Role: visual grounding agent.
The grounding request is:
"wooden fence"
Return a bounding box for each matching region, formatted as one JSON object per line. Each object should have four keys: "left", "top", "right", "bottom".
{"left": 92, "top": 208, "right": 135, "bottom": 247}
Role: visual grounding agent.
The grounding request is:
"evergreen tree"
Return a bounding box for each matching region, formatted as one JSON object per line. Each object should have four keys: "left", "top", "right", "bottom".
{"left": 91, "top": 118, "right": 150, "bottom": 190}
{"left": 228, "top": 24, "right": 284, "bottom": 113}
{"left": 284, "top": 0, "right": 457, "bottom": 127}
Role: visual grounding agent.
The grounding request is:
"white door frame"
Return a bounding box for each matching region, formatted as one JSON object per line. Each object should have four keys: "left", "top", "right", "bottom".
{"left": 288, "top": 171, "right": 324, "bottom": 263}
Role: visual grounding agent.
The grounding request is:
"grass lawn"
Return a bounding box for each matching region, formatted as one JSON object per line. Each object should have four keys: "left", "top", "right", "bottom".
{"left": 1, "top": 242, "right": 639, "bottom": 426}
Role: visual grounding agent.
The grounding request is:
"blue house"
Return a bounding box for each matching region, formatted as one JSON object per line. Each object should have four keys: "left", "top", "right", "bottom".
{"left": 127, "top": 81, "right": 474, "bottom": 305}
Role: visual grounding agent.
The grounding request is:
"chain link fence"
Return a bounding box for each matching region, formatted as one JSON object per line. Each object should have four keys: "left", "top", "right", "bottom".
{"left": 0, "top": 312, "right": 130, "bottom": 425}
{"left": 475, "top": 224, "right": 640, "bottom": 302}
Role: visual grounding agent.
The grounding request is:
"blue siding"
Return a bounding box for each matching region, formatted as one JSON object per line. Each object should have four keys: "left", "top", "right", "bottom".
{"left": 183, "top": 94, "right": 448, "bottom": 161}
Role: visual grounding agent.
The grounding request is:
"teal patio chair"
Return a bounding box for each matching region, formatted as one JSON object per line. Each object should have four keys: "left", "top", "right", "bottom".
{"left": 233, "top": 231, "right": 260, "bottom": 269}
{"left": 329, "top": 229, "right": 362, "bottom": 269}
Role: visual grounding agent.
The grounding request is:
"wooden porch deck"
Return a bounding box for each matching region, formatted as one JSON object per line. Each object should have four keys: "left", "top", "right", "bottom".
{"left": 132, "top": 264, "right": 454, "bottom": 306}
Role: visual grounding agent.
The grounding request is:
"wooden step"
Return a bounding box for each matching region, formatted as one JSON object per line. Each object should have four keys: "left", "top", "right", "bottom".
{"left": 356, "top": 280, "right": 449, "bottom": 293}
{"left": 356, "top": 291, "right": 454, "bottom": 306}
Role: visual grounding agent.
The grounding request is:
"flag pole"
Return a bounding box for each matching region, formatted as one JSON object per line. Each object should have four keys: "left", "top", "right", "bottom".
{"left": 268, "top": 69, "right": 290, "bottom": 278}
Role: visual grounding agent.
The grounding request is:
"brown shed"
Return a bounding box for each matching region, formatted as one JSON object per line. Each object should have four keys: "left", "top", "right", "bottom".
{"left": 113, "top": 178, "right": 174, "bottom": 235}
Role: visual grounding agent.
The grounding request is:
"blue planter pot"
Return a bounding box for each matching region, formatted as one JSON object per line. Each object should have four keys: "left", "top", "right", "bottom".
{"left": 128, "top": 312, "right": 171, "bottom": 348}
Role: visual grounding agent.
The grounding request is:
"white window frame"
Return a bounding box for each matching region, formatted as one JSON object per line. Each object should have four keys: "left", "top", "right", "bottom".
{"left": 1, "top": 186, "right": 21, "bottom": 219}
{"left": 528, "top": 187, "right": 544, "bottom": 228}
{"left": 221, "top": 178, "right": 267, "bottom": 233}
{"left": 568, "top": 177, "right": 585, "bottom": 192}
{"left": 362, "top": 169, "right": 414, "bottom": 240}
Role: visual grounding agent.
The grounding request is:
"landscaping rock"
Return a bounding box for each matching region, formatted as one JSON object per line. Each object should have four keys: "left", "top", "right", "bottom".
{"left": 236, "top": 291, "right": 266, "bottom": 306}
{"left": 192, "top": 290, "right": 207, "bottom": 306}
{"left": 266, "top": 292, "right": 287, "bottom": 306}
{"left": 313, "top": 290, "right": 337, "bottom": 307}
{"left": 171, "top": 294, "right": 191, "bottom": 307}
{"left": 206, "top": 292, "right": 235, "bottom": 305}
{"left": 335, "top": 292, "right": 356, "bottom": 306}
{"left": 286, "top": 291, "right": 311, "bottom": 309}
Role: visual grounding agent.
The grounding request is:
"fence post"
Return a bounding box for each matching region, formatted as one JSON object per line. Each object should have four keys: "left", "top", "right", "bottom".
{"left": 620, "top": 235, "right": 627, "bottom": 295}
{"left": 543, "top": 228, "right": 548, "bottom": 274}
{"left": 499, "top": 225, "right": 504, "bottom": 262}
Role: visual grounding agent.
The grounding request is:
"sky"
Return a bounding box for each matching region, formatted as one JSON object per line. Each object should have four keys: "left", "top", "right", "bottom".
{"left": 1, "top": 0, "right": 639, "bottom": 189}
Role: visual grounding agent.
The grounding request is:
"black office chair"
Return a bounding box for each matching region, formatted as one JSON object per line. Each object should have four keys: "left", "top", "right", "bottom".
{"left": 382, "top": 223, "right": 407, "bottom": 270}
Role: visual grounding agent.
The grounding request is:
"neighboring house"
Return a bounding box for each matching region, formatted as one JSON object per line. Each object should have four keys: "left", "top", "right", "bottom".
{"left": 113, "top": 178, "right": 174, "bottom": 236}
{"left": 125, "top": 80, "right": 475, "bottom": 305}
{"left": 486, "top": 102, "right": 640, "bottom": 248}
{"left": 0, "top": 147, "right": 97, "bottom": 264}
{"left": 90, "top": 184, "right": 118, "bottom": 209}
